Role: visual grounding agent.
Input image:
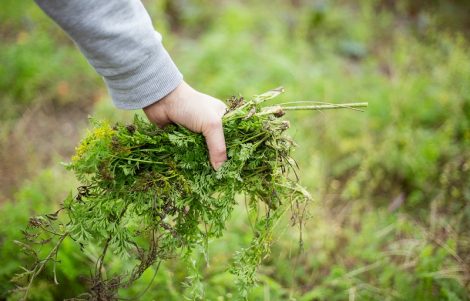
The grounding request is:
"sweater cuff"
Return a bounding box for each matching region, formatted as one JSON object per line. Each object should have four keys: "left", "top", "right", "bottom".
{"left": 103, "top": 43, "right": 183, "bottom": 110}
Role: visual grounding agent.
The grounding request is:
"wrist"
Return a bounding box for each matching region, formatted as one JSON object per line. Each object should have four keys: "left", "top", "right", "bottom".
{"left": 161, "top": 81, "right": 196, "bottom": 105}
{"left": 143, "top": 81, "right": 197, "bottom": 127}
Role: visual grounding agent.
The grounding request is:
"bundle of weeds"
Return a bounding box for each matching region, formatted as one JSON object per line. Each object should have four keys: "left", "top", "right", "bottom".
{"left": 14, "top": 88, "right": 366, "bottom": 300}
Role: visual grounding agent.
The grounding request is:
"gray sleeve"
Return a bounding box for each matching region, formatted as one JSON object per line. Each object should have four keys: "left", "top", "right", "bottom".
{"left": 34, "top": 0, "right": 183, "bottom": 109}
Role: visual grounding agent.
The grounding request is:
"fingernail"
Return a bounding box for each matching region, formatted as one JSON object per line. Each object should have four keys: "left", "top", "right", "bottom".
{"left": 213, "top": 161, "right": 224, "bottom": 171}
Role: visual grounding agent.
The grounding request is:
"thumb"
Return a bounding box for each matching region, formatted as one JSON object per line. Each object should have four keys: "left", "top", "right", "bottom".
{"left": 202, "top": 117, "right": 227, "bottom": 170}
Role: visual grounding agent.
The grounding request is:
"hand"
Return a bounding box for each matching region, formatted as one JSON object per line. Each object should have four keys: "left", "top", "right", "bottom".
{"left": 143, "top": 81, "right": 227, "bottom": 170}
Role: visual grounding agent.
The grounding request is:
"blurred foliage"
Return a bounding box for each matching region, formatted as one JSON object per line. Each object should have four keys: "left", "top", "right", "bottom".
{"left": 0, "top": 0, "right": 100, "bottom": 122}
{"left": 0, "top": 0, "right": 469, "bottom": 300}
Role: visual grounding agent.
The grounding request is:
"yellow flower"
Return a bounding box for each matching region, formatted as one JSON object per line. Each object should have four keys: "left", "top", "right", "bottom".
{"left": 71, "top": 122, "right": 114, "bottom": 163}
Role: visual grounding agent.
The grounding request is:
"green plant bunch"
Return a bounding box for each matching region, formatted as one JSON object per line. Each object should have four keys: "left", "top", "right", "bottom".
{"left": 14, "top": 88, "right": 365, "bottom": 300}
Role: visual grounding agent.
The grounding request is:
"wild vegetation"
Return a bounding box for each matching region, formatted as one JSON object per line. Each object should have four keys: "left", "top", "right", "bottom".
{"left": 1, "top": 0, "right": 469, "bottom": 300}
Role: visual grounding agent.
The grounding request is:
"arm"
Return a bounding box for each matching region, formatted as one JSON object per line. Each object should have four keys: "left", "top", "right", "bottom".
{"left": 35, "top": 0, "right": 227, "bottom": 169}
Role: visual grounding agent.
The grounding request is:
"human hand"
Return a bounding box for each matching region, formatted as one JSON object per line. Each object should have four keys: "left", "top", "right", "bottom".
{"left": 143, "top": 81, "right": 227, "bottom": 170}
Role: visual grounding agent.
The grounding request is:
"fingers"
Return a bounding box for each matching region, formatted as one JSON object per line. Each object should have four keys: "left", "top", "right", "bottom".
{"left": 203, "top": 114, "right": 227, "bottom": 170}
{"left": 143, "top": 100, "right": 171, "bottom": 128}
{"left": 143, "top": 82, "right": 228, "bottom": 170}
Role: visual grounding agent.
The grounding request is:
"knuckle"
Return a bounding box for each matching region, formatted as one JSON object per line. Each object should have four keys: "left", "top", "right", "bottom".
{"left": 219, "top": 102, "right": 227, "bottom": 111}
{"left": 207, "top": 117, "right": 222, "bottom": 129}
{"left": 214, "top": 146, "right": 227, "bottom": 157}
{"left": 209, "top": 144, "right": 226, "bottom": 157}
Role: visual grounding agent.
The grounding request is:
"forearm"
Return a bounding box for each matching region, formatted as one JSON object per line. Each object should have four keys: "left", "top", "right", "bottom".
{"left": 35, "top": 0, "right": 183, "bottom": 109}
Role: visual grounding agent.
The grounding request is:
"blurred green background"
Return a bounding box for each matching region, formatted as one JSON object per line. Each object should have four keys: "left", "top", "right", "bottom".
{"left": 1, "top": 0, "right": 469, "bottom": 300}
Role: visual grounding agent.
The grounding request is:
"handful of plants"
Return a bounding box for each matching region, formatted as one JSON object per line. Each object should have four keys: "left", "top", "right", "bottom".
{"left": 14, "top": 88, "right": 367, "bottom": 300}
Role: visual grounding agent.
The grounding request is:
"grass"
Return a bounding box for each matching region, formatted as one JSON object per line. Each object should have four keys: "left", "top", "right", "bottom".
{"left": 0, "top": 0, "right": 469, "bottom": 300}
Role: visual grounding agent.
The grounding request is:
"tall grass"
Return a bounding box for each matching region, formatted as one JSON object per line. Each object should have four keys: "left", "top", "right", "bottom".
{"left": 0, "top": 0, "right": 468, "bottom": 300}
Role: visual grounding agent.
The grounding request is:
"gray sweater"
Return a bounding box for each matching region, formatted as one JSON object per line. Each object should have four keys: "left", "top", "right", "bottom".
{"left": 35, "top": 0, "right": 183, "bottom": 109}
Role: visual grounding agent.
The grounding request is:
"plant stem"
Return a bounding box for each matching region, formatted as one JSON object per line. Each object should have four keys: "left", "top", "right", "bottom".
{"left": 281, "top": 102, "right": 368, "bottom": 111}
{"left": 22, "top": 232, "right": 69, "bottom": 301}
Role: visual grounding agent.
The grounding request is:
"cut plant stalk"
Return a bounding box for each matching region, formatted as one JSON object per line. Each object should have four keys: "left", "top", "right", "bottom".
{"left": 225, "top": 87, "right": 368, "bottom": 119}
